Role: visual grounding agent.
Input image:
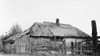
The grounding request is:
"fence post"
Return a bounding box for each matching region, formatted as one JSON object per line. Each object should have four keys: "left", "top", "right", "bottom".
{"left": 91, "top": 20, "right": 98, "bottom": 56}
{"left": 62, "top": 39, "right": 66, "bottom": 56}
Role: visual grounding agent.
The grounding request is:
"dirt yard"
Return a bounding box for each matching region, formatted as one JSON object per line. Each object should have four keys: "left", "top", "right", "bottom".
{"left": 0, "top": 54, "right": 31, "bottom": 56}
{"left": 0, "top": 53, "right": 92, "bottom": 56}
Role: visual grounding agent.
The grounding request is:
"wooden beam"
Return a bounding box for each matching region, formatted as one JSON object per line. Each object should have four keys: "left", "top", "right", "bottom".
{"left": 30, "top": 35, "right": 90, "bottom": 39}
{"left": 71, "top": 42, "right": 74, "bottom": 55}
{"left": 91, "top": 20, "right": 98, "bottom": 56}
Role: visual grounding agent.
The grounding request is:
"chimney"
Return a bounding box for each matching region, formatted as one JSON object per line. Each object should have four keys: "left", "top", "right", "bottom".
{"left": 56, "top": 18, "right": 59, "bottom": 26}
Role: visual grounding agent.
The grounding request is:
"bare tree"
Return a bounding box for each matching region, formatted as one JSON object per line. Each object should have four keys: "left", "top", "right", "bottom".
{"left": 9, "top": 24, "right": 22, "bottom": 36}
{"left": 0, "top": 24, "right": 22, "bottom": 41}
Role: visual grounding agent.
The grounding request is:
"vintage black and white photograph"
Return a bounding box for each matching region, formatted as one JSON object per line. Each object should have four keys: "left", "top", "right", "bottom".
{"left": 0, "top": 0, "right": 100, "bottom": 56}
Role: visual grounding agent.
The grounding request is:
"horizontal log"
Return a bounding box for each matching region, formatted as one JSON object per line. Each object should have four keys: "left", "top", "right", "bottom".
{"left": 30, "top": 35, "right": 90, "bottom": 39}
{"left": 30, "top": 35, "right": 100, "bottom": 39}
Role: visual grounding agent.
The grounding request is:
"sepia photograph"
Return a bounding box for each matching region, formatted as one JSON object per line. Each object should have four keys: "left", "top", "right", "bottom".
{"left": 0, "top": 0, "right": 100, "bottom": 56}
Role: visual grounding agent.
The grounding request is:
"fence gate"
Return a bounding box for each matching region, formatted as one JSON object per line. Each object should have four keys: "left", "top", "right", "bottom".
{"left": 72, "top": 20, "right": 98, "bottom": 56}
{"left": 74, "top": 41, "right": 93, "bottom": 56}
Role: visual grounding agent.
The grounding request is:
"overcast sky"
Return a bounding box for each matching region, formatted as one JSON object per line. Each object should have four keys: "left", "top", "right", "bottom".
{"left": 0, "top": 0, "right": 100, "bottom": 36}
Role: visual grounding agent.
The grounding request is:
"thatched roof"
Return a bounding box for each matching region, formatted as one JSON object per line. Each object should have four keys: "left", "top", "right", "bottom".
{"left": 30, "top": 22, "right": 89, "bottom": 37}
{"left": 5, "top": 20, "right": 90, "bottom": 42}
